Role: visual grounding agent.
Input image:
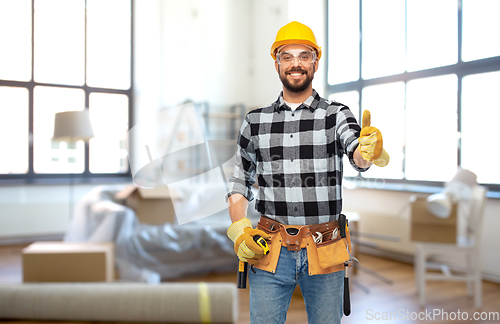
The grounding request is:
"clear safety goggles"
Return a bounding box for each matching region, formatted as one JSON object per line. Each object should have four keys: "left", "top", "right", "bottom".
{"left": 276, "top": 49, "right": 317, "bottom": 66}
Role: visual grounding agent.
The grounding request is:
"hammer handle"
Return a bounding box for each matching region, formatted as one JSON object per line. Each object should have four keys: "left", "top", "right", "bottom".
{"left": 344, "top": 277, "right": 351, "bottom": 316}
{"left": 237, "top": 261, "right": 248, "bottom": 289}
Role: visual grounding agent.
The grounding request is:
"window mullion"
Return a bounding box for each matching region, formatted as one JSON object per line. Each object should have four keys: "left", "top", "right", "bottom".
{"left": 457, "top": 0, "right": 463, "bottom": 167}
{"left": 357, "top": 0, "right": 363, "bottom": 178}
{"left": 84, "top": 87, "right": 91, "bottom": 176}
{"left": 84, "top": 0, "right": 88, "bottom": 87}
{"left": 402, "top": 0, "right": 407, "bottom": 180}
{"left": 458, "top": 0, "right": 463, "bottom": 63}
{"left": 28, "top": 83, "right": 34, "bottom": 175}
{"left": 404, "top": 0, "right": 408, "bottom": 72}
{"left": 84, "top": 0, "right": 90, "bottom": 175}
{"left": 29, "top": 0, "right": 35, "bottom": 176}
{"left": 403, "top": 80, "right": 407, "bottom": 180}
{"left": 128, "top": 0, "right": 134, "bottom": 176}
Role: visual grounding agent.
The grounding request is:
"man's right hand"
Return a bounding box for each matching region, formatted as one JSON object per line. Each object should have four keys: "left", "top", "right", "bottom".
{"left": 227, "top": 217, "right": 271, "bottom": 265}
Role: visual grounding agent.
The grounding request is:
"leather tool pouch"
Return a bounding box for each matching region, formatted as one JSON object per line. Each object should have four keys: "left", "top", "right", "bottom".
{"left": 316, "top": 236, "right": 349, "bottom": 269}
{"left": 306, "top": 222, "right": 351, "bottom": 275}
{"left": 280, "top": 225, "right": 310, "bottom": 251}
{"left": 254, "top": 217, "right": 282, "bottom": 273}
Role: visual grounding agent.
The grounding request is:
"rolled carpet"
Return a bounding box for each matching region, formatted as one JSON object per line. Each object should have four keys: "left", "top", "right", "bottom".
{"left": 0, "top": 282, "right": 237, "bottom": 323}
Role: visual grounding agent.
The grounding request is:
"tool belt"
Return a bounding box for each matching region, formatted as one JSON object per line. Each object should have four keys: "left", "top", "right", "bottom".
{"left": 254, "top": 216, "right": 352, "bottom": 275}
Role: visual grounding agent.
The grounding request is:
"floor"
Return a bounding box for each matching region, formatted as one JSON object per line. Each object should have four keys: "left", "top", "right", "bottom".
{"left": 0, "top": 244, "right": 499, "bottom": 323}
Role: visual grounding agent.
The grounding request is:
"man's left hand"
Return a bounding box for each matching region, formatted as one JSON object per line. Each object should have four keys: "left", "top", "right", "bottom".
{"left": 358, "top": 110, "right": 390, "bottom": 167}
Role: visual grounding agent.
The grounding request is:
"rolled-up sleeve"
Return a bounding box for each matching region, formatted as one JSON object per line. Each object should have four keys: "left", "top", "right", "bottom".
{"left": 225, "top": 116, "right": 257, "bottom": 202}
{"left": 336, "top": 106, "right": 370, "bottom": 172}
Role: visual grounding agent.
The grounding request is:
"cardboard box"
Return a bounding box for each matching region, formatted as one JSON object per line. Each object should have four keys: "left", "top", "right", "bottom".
{"left": 410, "top": 195, "right": 457, "bottom": 244}
{"left": 22, "top": 242, "right": 114, "bottom": 282}
{"left": 115, "top": 185, "right": 181, "bottom": 225}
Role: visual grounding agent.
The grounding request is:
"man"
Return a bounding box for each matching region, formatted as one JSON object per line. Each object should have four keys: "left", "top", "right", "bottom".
{"left": 225, "top": 21, "right": 389, "bottom": 324}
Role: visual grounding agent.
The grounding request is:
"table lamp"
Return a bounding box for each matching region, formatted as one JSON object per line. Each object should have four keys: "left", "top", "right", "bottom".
{"left": 52, "top": 110, "right": 95, "bottom": 218}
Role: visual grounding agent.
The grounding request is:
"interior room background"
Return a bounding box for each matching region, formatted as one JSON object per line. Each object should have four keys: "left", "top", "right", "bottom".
{"left": 0, "top": 0, "right": 499, "bottom": 282}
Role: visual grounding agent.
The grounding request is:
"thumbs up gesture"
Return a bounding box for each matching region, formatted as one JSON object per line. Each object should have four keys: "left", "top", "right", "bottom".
{"left": 358, "top": 110, "right": 390, "bottom": 167}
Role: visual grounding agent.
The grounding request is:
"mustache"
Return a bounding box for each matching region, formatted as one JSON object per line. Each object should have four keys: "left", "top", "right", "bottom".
{"left": 286, "top": 67, "right": 307, "bottom": 74}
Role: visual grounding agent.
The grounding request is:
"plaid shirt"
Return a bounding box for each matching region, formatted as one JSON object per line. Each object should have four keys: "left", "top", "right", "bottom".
{"left": 227, "top": 90, "right": 369, "bottom": 225}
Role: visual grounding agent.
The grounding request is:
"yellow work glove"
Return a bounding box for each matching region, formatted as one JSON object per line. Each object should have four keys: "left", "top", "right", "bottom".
{"left": 227, "top": 217, "right": 271, "bottom": 265}
{"left": 358, "top": 110, "right": 390, "bottom": 167}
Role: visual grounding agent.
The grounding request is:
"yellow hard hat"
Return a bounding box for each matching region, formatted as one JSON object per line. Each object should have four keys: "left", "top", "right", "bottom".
{"left": 270, "top": 21, "right": 322, "bottom": 61}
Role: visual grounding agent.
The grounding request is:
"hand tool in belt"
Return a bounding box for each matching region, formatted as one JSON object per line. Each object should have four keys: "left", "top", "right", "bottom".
{"left": 338, "top": 214, "right": 350, "bottom": 315}
{"left": 338, "top": 214, "right": 360, "bottom": 316}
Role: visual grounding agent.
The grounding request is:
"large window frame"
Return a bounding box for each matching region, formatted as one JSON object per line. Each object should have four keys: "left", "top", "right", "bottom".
{"left": 325, "top": 0, "right": 500, "bottom": 195}
{"left": 0, "top": 0, "right": 134, "bottom": 185}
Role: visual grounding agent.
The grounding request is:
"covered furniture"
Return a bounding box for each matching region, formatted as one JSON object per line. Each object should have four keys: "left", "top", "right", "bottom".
{"left": 64, "top": 184, "right": 260, "bottom": 282}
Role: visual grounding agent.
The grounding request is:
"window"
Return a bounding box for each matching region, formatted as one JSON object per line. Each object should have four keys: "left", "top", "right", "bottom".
{"left": 327, "top": 0, "right": 500, "bottom": 192}
{"left": 461, "top": 71, "right": 500, "bottom": 184}
{"left": 405, "top": 75, "right": 458, "bottom": 182}
{"left": 0, "top": 87, "right": 29, "bottom": 174}
{"left": 0, "top": 0, "right": 132, "bottom": 182}
{"left": 361, "top": 0, "right": 406, "bottom": 79}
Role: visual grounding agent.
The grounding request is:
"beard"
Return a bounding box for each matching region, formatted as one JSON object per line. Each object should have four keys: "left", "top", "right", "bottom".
{"left": 279, "top": 65, "right": 315, "bottom": 93}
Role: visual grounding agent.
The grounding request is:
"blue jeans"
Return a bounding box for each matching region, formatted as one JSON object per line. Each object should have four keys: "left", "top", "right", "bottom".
{"left": 249, "top": 246, "right": 344, "bottom": 324}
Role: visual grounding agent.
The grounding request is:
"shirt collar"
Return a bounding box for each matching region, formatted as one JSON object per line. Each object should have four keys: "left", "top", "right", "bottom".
{"left": 274, "top": 89, "right": 320, "bottom": 113}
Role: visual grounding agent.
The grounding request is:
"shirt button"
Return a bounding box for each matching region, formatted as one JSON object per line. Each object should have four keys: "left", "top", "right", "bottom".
{"left": 291, "top": 113, "right": 295, "bottom": 117}
{"left": 290, "top": 134, "right": 293, "bottom": 138}
{"left": 294, "top": 207, "right": 298, "bottom": 212}
{"left": 290, "top": 158, "right": 294, "bottom": 162}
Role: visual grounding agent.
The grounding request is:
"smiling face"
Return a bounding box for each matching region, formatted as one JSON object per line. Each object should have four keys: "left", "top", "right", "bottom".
{"left": 275, "top": 44, "right": 319, "bottom": 94}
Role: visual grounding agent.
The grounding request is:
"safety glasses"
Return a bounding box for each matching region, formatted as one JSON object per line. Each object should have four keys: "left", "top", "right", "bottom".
{"left": 276, "top": 49, "right": 317, "bottom": 66}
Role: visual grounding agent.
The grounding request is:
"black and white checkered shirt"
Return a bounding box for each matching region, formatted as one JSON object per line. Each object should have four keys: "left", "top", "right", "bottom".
{"left": 227, "top": 90, "right": 369, "bottom": 225}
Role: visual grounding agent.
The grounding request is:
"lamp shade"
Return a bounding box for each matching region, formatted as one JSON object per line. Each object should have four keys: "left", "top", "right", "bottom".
{"left": 426, "top": 167, "right": 478, "bottom": 219}
{"left": 449, "top": 167, "right": 477, "bottom": 188}
{"left": 426, "top": 191, "right": 454, "bottom": 219}
{"left": 53, "top": 110, "right": 94, "bottom": 141}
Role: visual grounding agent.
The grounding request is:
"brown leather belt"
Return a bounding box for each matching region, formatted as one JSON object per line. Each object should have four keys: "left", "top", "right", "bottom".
{"left": 259, "top": 216, "right": 340, "bottom": 251}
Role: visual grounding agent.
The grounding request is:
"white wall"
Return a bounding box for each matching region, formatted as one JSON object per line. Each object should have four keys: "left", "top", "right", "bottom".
{"left": 248, "top": 0, "right": 288, "bottom": 108}
{"left": 135, "top": 0, "right": 254, "bottom": 111}
{"left": 0, "top": 183, "right": 129, "bottom": 242}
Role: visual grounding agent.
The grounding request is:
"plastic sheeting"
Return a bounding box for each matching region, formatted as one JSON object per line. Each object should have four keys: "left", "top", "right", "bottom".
{"left": 64, "top": 185, "right": 260, "bottom": 283}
